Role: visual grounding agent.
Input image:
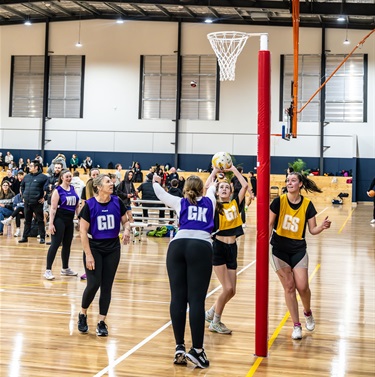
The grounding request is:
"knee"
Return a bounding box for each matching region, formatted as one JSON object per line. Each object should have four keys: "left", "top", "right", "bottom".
{"left": 284, "top": 280, "right": 297, "bottom": 295}
{"left": 298, "top": 284, "right": 310, "bottom": 296}
{"left": 223, "top": 285, "right": 236, "bottom": 299}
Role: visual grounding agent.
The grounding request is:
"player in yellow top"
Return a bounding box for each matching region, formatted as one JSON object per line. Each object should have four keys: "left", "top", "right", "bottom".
{"left": 204, "top": 165, "right": 248, "bottom": 334}
{"left": 269, "top": 172, "right": 331, "bottom": 340}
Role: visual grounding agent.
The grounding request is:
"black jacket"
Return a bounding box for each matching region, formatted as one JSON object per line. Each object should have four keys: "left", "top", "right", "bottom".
{"left": 20, "top": 171, "right": 48, "bottom": 204}
{"left": 117, "top": 171, "right": 137, "bottom": 205}
{"left": 137, "top": 181, "right": 159, "bottom": 203}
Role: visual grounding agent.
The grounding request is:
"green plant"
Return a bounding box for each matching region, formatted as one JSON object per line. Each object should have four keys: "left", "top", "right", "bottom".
{"left": 288, "top": 159, "right": 310, "bottom": 175}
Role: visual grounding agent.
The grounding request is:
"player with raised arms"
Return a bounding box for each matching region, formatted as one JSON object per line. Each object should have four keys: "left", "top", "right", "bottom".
{"left": 204, "top": 157, "right": 248, "bottom": 334}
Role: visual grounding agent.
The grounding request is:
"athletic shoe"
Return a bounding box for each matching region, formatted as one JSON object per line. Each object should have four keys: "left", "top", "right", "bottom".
{"left": 292, "top": 325, "right": 302, "bottom": 340}
{"left": 304, "top": 312, "right": 315, "bottom": 331}
{"left": 78, "top": 313, "right": 88, "bottom": 333}
{"left": 18, "top": 238, "right": 28, "bottom": 243}
{"left": 209, "top": 321, "right": 232, "bottom": 334}
{"left": 174, "top": 344, "right": 187, "bottom": 365}
{"left": 186, "top": 348, "right": 209, "bottom": 369}
{"left": 39, "top": 238, "right": 45, "bottom": 244}
{"left": 44, "top": 270, "right": 55, "bottom": 280}
{"left": 1, "top": 217, "right": 12, "bottom": 226}
{"left": 205, "top": 310, "right": 214, "bottom": 323}
{"left": 14, "top": 228, "right": 20, "bottom": 237}
{"left": 61, "top": 268, "right": 78, "bottom": 276}
{"left": 371, "top": 219, "right": 375, "bottom": 224}
{"left": 96, "top": 321, "right": 108, "bottom": 337}
{"left": 80, "top": 273, "right": 87, "bottom": 280}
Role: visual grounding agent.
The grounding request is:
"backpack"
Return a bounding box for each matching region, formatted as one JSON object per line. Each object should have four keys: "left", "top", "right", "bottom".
{"left": 147, "top": 226, "right": 168, "bottom": 237}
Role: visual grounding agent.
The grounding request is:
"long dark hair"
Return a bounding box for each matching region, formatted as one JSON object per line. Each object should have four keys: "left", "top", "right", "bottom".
{"left": 289, "top": 172, "right": 322, "bottom": 193}
{"left": 215, "top": 180, "right": 232, "bottom": 215}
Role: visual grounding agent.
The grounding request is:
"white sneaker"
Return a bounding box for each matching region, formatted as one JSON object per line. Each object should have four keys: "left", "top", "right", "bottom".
{"left": 292, "top": 325, "right": 302, "bottom": 340}
{"left": 304, "top": 313, "right": 315, "bottom": 331}
{"left": 370, "top": 219, "right": 375, "bottom": 224}
{"left": 209, "top": 321, "right": 232, "bottom": 334}
{"left": 61, "top": 268, "right": 78, "bottom": 276}
{"left": 44, "top": 270, "right": 55, "bottom": 280}
{"left": 14, "top": 228, "right": 20, "bottom": 237}
{"left": 205, "top": 310, "right": 214, "bottom": 323}
{"left": 1, "top": 217, "right": 12, "bottom": 226}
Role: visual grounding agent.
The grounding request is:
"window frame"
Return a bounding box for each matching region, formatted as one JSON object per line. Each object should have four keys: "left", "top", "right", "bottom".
{"left": 140, "top": 54, "right": 219, "bottom": 121}
{"left": 9, "top": 54, "right": 85, "bottom": 119}
{"left": 280, "top": 53, "right": 367, "bottom": 123}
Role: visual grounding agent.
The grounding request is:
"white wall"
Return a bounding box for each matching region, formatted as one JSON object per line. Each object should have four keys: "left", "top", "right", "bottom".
{"left": 0, "top": 21, "right": 374, "bottom": 159}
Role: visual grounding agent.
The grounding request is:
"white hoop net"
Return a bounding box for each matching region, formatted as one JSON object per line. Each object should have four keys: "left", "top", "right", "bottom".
{"left": 207, "top": 31, "right": 250, "bottom": 81}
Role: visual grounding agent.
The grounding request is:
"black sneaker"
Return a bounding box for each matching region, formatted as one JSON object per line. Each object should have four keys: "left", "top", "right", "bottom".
{"left": 77, "top": 313, "right": 88, "bottom": 333}
{"left": 186, "top": 348, "right": 209, "bottom": 368}
{"left": 40, "top": 238, "right": 45, "bottom": 244}
{"left": 96, "top": 321, "right": 108, "bottom": 337}
{"left": 18, "top": 238, "right": 28, "bottom": 243}
{"left": 174, "top": 344, "right": 187, "bottom": 365}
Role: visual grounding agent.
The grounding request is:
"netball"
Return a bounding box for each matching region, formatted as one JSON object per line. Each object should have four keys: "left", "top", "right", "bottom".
{"left": 212, "top": 151, "right": 233, "bottom": 170}
{"left": 368, "top": 190, "right": 375, "bottom": 197}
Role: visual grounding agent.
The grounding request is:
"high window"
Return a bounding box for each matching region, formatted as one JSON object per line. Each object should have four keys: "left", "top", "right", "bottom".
{"left": 280, "top": 54, "right": 366, "bottom": 123}
{"left": 140, "top": 54, "right": 218, "bottom": 120}
{"left": 10, "top": 55, "right": 85, "bottom": 118}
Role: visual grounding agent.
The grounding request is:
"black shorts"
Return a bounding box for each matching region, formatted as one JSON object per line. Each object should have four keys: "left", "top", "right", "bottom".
{"left": 272, "top": 248, "right": 308, "bottom": 270}
{"left": 212, "top": 239, "right": 238, "bottom": 270}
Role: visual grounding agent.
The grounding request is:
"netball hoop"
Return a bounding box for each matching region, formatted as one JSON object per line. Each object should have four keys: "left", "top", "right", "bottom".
{"left": 208, "top": 31, "right": 270, "bottom": 358}
{"left": 207, "top": 32, "right": 268, "bottom": 81}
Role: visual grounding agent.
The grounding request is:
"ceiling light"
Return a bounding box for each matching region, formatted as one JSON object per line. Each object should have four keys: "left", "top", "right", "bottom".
{"left": 116, "top": 18, "right": 124, "bottom": 24}
{"left": 337, "top": 15, "right": 345, "bottom": 22}
{"left": 76, "top": 20, "right": 82, "bottom": 47}
{"left": 343, "top": 26, "right": 350, "bottom": 45}
{"left": 204, "top": 18, "right": 213, "bottom": 24}
{"left": 24, "top": 17, "right": 32, "bottom": 26}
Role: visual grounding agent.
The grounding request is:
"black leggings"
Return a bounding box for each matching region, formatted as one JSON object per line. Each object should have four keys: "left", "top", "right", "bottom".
{"left": 81, "top": 247, "right": 120, "bottom": 316}
{"left": 46, "top": 211, "right": 75, "bottom": 270}
{"left": 167, "top": 238, "right": 212, "bottom": 349}
{"left": 23, "top": 202, "right": 45, "bottom": 239}
{"left": 11, "top": 206, "right": 24, "bottom": 227}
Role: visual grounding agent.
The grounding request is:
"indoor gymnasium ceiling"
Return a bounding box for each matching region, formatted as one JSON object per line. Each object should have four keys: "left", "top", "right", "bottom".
{"left": 0, "top": 0, "right": 374, "bottom": 29}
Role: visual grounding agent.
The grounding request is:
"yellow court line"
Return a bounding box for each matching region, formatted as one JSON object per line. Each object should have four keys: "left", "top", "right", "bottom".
{"left": 338, "top": 207, "right": 356, "bottom": 234}
{"left": 246, "top": 264, "right": 321, "bottom": 377}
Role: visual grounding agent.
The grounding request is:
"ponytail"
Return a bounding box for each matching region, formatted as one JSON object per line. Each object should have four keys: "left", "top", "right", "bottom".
{"left": 292, "top": 172, "right": 322, "bottom": 193}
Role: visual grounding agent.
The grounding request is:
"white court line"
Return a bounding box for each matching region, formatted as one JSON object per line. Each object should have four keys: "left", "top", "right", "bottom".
{"left": 93, "top": 259, "right": 257, "bottom": 377}
{"left": 316, "top": 207, "right": 329, "bottom": 217}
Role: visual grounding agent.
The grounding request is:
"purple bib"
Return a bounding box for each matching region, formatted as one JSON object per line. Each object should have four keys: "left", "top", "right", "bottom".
{"left": 179, "top": 197, "right": 214, "bottom": 233}
{"left": 86, "top": 196, "right": 121, "bottom": 239}
{"left": 57, "top": 185, "right": 79, "bottom": 212}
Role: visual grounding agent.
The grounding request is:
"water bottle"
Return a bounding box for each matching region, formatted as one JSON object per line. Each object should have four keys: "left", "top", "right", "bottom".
{"left": 7, "top": 223, "right": 12, "bottom": 237}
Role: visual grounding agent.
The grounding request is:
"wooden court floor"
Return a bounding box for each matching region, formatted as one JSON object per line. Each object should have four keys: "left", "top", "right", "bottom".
{"left": 0, "top": 202, "right": 374, "bottom": 376}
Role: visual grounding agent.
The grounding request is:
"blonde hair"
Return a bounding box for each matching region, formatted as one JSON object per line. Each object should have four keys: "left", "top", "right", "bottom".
{"left": 183, "top": 175, "right": 203, "bottom": 205}
{"left": 86, "top": 168, "right": 101, "bottom": 198}
{"left": 92, "top": 174, "right": 110, "bottom": 195}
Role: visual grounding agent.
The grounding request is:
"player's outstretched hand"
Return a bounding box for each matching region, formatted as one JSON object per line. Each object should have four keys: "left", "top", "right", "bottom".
{"left": 321, "top": 216, "right": 331, "bottom": 230}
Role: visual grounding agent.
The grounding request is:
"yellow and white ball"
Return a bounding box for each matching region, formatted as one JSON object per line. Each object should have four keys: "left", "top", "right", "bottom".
{"left": 212, "top": 152, "right": 233, "bottom": 170}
